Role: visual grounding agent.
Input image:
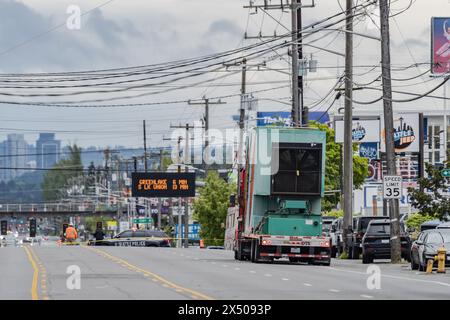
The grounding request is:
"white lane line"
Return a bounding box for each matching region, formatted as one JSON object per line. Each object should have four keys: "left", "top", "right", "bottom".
{"left": 222, "top": 265, "right": 228, "bottom": 267}
{"left": 281, "top": 278, "right": 289, "bottom": 281}
{"left": 264, "top": 274, "right": 272, "bottom": 277}
{"left": 303, "top": 283, "right": 312, "bottom": 287}
{"left": 329, "top": 289, "right": 340, "bottom": 293}
{"left": 360, "top": 294, "right": 374, "bottom": 299}
{"left": 194, "top": 258, "right": 199, "bottom": 260}
{"left": 234, "top": 267, "right": 240, "bottom": 271}
{"left": 250, "top": 270, "right": 256, "bottom": 274}
{"left": 329, "top": 266, "right": 450, "bottom": 288}
{"left": 211, "top": 262, "right": 216, "bottom": 264}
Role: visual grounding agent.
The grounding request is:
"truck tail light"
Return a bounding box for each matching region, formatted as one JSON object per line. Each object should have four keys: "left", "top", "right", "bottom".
{"left": 320, "top": 241, "right": 330, "bottom": 247}
{"left": 262, "top": 239, "right": 271, "bottom": 245}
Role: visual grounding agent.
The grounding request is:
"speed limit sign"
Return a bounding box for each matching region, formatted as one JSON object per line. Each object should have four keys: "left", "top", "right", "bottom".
{"left": 383, "top": 175, "right": 402, "bottom": 199}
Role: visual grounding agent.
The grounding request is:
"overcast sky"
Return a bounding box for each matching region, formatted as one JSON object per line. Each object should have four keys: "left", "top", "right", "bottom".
{"left": 0, "top": 0, "right": 447, "bottom": 148}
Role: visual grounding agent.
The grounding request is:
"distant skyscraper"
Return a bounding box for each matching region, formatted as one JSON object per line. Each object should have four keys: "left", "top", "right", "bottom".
{"left": 36, "top": 133, "right": 61, "bottom": 169}
{"left": 3, "top": 134, "right": 27, "bottom": 181}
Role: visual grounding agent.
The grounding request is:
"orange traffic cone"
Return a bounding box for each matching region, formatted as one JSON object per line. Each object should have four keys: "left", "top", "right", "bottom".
{"left": 200, "top": 239, "right": 205, "bottom": 249}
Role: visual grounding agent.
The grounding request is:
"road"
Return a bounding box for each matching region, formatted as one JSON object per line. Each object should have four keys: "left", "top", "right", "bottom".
{"left": 0, "top": 244, "right": 449, "bottom": 300}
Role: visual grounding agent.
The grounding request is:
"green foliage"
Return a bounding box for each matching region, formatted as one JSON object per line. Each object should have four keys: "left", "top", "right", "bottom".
{"left": 193, "top": 171, "right": 234, "bottom": 246}
{"left": 405, "top": 213, "right": 435, "bottom": 230}
{"left": 323, "top": 209, "right": 344, "bottom": 218}
{"left": 84, "top": 216, "right": 112, "bottom": 234}
{"left": 0, "top": 171, "right": 44, "bottom": 202}
{"left": 408, "top": 163, "right": 450, "bottom": 221}
{"left": 42, "top": 145, "right": 84, "bottom": 201}
{"left": 339, "top": 251, "right": 349, "bottom": 259}
{"left": 309, "top": 121, "right": 368, "bottom": 211}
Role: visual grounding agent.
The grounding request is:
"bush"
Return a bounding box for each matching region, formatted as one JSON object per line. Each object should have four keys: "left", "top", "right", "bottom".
{"left": 405, "top": 213, "right": 436, "bottom": 231}
{"left": 323, "top": 210, "right": 344, "bottom": 218}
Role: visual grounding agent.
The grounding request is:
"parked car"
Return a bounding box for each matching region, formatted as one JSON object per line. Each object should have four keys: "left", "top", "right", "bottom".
{"left": 347, "top": 216, "right": 388, "bottom": 259}
{"left": 361, "top": 219, "right": 411, "bottom": 264}
{"left": 437, "top": 222, "right": 450, "bottom": 229}
{"left": 420, "top": 220, "right": 442, "bottom": 232}
{"left": 330, "top": 217, "right": 343, "bottom": 258}
{"left": 322, "top": 216, "right": 337, "bottom": 236}
{"left": 410, "top": 229, "right": 450, "bottom": 271}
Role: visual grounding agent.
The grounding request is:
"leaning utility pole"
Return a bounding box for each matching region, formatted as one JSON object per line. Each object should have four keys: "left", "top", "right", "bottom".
{"left": 342, "top": 0, "right": 354, "bottom": 256}
{"left": 379, "top": 0, "right": 401, "bottom": 263}
{"left": 188, "top": 98, "right": 226, "bottom": 171}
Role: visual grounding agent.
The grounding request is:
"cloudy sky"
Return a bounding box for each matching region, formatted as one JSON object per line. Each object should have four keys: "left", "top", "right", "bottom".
{"left": 0, "top": 0, "right": 447, "bottom": 149}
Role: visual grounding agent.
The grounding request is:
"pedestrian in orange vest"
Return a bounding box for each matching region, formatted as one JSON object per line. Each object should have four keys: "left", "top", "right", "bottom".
{"left": 65, "top": 224, "right": 78, "bottom": 244}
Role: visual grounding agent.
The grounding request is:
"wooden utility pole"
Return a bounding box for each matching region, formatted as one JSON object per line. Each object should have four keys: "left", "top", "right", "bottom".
{"left": 157, "top": 149, "right": 163, "bottom": 230}
{"left": 342, "top": 0, "right": 354, "bottom": 255}
{"left": 379, "top": 0, "right": 401, "bottom": 263}
{"left": 143, "top": 120, "right": 148, "bottom": 173}
{"left": 188, "top": 98, "right": 226, "bottom": 171}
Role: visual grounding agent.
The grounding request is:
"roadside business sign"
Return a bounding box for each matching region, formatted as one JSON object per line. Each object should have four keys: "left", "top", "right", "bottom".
{"left": 383, "top": 175, "right": 403, "bottom": 199}
{"left": 131, "top": 172, "right": 196, "bottom": 198}
{"left": 334, "top": 119, "right": 380, "bottom": 143}
{"left": 380, "top": 113, "right": 420, "bottom": 153}
{"left": 431, "top": 17, "right": 450, "bottom": 75}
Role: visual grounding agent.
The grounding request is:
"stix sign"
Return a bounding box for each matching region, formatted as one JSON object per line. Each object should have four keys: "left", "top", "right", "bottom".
{"left": 131, "top": 172, "right": 196, "bottom": 198}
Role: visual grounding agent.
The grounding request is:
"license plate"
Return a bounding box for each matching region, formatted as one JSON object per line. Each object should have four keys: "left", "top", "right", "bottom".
{"left": 381, "top": 239, "right": 389, "bottom": 244}
{"left": 291, "top": 248, "right": 300, "bottom": 253}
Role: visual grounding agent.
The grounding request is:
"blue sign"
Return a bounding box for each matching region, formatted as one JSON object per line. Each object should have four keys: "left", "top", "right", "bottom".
{"left": 359, "top": 142, "right": 378, "bottom": 160}
{"left": 257, "top": 111, "right": 330, "bottom": 127}
{"left": 174, "top": 223, "right": 200, "bottom": 240}
{"left": 257, "top": 112, "right": 291, "bottom": 127}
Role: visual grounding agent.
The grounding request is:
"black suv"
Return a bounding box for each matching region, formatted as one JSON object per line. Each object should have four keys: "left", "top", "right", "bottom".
{"left": 362, "top": 219, "right": 411, "bottom": 263}
{"left": 347, "top": 216, "right": 388, "bottom": 259}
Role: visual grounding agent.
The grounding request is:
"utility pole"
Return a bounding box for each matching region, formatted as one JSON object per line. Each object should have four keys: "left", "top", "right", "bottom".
{"left": 143, "top": 120, "right": 148, "bottom": 173}
{"left": 157, "top": 149, "right": 163, "bottom": 230}
{"left": 379, "top": 0, "right": 401, "bottom": 263}
{"left": 291, "top": 0, "right": 300, "bottom": 126}
{"left": 170, "top": 123, "right": 195, "bottom": 248}
{"left": 342, "top": 0, "right": 354, "bottom": 255}
{"left": 188, "top": 98, "right": 226, "bottom": 171}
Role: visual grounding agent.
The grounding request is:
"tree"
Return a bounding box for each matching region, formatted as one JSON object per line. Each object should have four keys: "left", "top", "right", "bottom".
{"left": 408, "top": 163, "right": 450, "bottom": 221}
{"left": 309, "top": 121, "right": 368, "bottom": 211}
{"left": 193, "top": 171, "right": 234, "bottom": 246}
{"left": 42, "top": 145, "right": 84, "bottom": 201}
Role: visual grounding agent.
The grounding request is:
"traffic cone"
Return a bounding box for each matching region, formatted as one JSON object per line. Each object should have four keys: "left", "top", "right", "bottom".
{"left": 200, "top": 239, "right": 205, "bottom": 249}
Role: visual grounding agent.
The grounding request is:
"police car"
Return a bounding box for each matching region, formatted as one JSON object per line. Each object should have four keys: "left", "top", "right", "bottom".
{"left": 89, "top": 229, "right": 171, "bottom": 247}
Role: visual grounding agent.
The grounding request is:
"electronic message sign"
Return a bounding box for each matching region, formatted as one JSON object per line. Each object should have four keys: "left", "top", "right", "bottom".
{"left": 131, "top": 172, "right": 196, "bottom": 198}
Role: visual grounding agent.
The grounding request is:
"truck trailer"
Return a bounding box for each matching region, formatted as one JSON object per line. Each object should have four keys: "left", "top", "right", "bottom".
{"left": 230, "top": 126, "right": 331, "bottom": 265}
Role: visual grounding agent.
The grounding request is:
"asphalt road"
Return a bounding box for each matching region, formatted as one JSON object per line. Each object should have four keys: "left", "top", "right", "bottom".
{"left": 1, "top": 244, "right": 449, "bottom": 300}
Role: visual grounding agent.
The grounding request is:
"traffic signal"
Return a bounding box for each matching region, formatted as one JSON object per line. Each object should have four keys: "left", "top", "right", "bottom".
{"left": 96, "top": 221, "right": 103, "bottom": 230}
{"left": 29, "top": 219, "right": 37, "bottom": 238}
{"left": 1, "top": 220, "right": 7, "bottom": 235}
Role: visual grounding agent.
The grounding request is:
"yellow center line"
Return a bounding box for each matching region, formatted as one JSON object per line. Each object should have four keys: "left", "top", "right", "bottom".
{"left": 28, "top": 246, "right": 50, "bottom": 301}
{"left": 23, "top": 246, "right": 39, "bottom": 301}
{"left": 85, "top": 246, "right": 214, "bottom": 300}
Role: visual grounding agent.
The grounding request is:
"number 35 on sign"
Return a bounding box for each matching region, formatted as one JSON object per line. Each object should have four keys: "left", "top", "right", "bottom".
{"left": 383, "top": 175, "right": 403, "bottom": 199}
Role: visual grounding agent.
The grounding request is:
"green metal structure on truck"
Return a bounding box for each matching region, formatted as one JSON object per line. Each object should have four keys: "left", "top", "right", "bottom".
{"left": 232, "top": 126, "right": 331, "bottom": 265}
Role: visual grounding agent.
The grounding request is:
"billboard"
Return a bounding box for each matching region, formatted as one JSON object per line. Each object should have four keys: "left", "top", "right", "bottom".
{"left": 131, "top": 172, "right": 196, "bottom": 198}
{"left": 257, "top": 112, "right": 292, "bottom": 127}
{"left": 334, "top": 119, "right": 380, "bottom": 143}
{"left": 431, "top": 17, "right": 450, "bottom": 75}
{"left": 380, "top": 113, "right": 420, "bottom": 153}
